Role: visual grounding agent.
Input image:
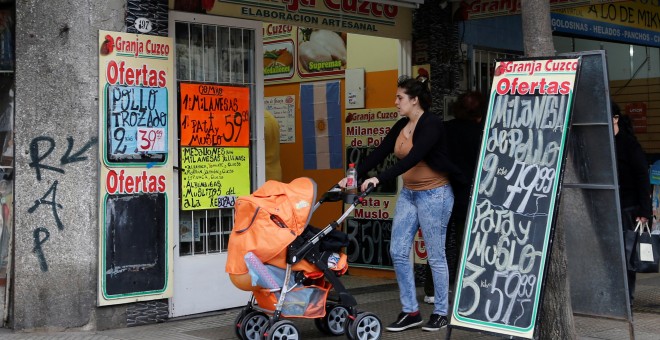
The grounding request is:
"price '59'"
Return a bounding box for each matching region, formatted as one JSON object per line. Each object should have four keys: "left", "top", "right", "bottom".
{"left": 180, "top": 110, "right": 249, "bottom": 147}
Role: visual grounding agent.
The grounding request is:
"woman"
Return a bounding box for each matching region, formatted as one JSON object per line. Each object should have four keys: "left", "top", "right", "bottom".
{"left": 613, "top": 101, "right": 651, "bottom": 308}
{"left": 340, "top": 76, "right": 461, "bottom": 332}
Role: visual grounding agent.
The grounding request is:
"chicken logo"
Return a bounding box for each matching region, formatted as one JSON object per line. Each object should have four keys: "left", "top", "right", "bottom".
{"left": 100, "top": 34, "right": 114, "bottom": 56}
{"left": 494, "top": 63, "right": 507, "bottom": 77}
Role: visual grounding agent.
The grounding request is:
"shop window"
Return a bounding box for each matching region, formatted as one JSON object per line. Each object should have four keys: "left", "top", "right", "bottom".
{"left": 175, "top": 21, "right": 255, "bottom": 256}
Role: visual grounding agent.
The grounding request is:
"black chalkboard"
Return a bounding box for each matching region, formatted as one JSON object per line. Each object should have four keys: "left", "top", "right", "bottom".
{"left": 345, "top": 218, "right": 393, "bottom": 267}
{"left": 345, "top": 147, "right": 397, "bottom": 194}
{"left": 103, "top": 193, "right": 167, "bottom": 296}
{"left": 450, "top": 57, "right": 581, "bottom": 339}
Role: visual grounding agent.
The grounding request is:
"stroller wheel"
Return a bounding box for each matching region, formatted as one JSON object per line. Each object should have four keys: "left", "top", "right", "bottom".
{"left": 264, "top": 320, "right": 299, "bottom": 340}
{"left": 320, "top": 304, "right": 349, "bottom": 335}
{"left": 240, "top": 311, "right": 269, "bottom": 340}
{"left": 234, "top": 309, "right": 249, "bottom": 339}
{"left": 348, "top": 312, "right": 381, "bottom": 340}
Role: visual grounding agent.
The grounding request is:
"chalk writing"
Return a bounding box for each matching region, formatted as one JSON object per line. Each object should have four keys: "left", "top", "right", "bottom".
{"left": 455, "top": 87, "right": 575, "bottom": 330}
{"left": 345, "top": 147, "right": 397, "bottom": 195}
{"left": 346, "top": 218, "right": 392, "bottom": 267}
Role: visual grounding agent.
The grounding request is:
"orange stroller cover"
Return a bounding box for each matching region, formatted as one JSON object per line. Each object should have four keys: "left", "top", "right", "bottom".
{"left": 226, "top": 177, "right": 317, "bottom": 275}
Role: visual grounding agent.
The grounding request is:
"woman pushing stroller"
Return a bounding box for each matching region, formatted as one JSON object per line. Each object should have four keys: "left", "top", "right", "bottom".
{"left": 338, "top": 76, "right": 462, "bottom": 332}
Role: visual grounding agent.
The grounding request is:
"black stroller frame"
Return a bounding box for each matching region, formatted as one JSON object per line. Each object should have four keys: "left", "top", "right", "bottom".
{"left": 234, "top": 185, "right": 382, "bottom": 340}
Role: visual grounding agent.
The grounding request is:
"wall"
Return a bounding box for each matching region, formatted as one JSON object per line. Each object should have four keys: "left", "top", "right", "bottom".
{"left": 270, "top": 70, "right": 399, "bottom": 227}
{"left": 14, "top": 0, "right": 126, "bottom": 330}
{"left": 267, "top": 33, "right": 399, "bottom": 228}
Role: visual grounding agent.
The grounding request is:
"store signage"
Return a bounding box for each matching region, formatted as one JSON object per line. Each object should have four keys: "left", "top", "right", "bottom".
{"left": 459, "top": 0, "right": 627, "bottom": 19}
{"left": 208, "top": 0, "right": 412, "bottom": 40}
{"left": 344, "top": 107, "right": 399, "bottom": 268}
{"left": 97, "top": 30, "right": 175, "bottom": 306}
{"left": 450, "top": 57, "right": 580, "bottom": 339}
{"left": 553, "top": 2, "right": 660, "bottom": 47}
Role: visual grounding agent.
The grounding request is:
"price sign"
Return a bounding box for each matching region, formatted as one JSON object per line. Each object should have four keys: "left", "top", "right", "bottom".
{"left": 451, "top": 58, "right": 580, "bottom": 339}
{"left": 106, "top": 85, "right": 169, "bottom": 161}
{"left": 137, "top": 128, "right": 166, "bottom": 152}
{"left": 179, "top": 82, "right": 250, "bottom": 147}
{"left": 345, "top": 218, "right": 392, "bottom": 267}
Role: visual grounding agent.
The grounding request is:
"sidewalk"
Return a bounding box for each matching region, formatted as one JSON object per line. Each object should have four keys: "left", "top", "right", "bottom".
{"left": 0, "top": 273, "right": 658, "bottom": 339}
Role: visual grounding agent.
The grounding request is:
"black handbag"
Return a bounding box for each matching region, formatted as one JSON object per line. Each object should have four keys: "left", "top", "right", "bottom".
{"left": 633, "top": 223, "right": 660, "bottom": 273}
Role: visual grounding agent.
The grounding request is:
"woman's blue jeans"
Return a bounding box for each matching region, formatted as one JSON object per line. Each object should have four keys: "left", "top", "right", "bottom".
{"left": 390, "top": 185, "right": 453, "bottom": 316}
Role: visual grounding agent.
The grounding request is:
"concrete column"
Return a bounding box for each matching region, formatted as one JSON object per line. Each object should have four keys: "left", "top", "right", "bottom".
{"left": 14, "top": 0, "right": 124, "bottom": 330}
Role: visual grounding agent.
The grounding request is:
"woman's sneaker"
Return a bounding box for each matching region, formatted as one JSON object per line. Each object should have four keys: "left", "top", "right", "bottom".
{"left": 422, "top": 314, "right": 448, "bottom": 331}
{"left": 386, "top": 311, "right": 423, "bottom": 332}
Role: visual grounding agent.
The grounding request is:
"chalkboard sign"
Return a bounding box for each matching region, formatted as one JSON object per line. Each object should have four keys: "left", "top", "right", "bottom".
{"left": 345, "top": 218, "right": 393, "bottom": 267}
{"left": 450, "top": 57, "right": 581, "bottom": 339}
{"left": 102, "top": 193, "right": 167, "bottom": 297}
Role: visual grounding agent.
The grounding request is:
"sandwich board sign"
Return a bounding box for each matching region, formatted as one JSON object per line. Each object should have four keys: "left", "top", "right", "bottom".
{"left": 450, "top": 57, "right": 581, "bottom": 339}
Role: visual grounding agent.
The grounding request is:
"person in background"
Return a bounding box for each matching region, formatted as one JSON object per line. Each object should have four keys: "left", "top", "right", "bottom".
{"left": 612, "top": 101, "right": 651, "bottom": 308}
{"left": 423, "top": 91, "right": 485, "bottom": 304}
{"left": 339, "top": 76, "right": 463, "bottom": 332}
{"left": 264, "top": 109, "right": 282, "bottom": 182}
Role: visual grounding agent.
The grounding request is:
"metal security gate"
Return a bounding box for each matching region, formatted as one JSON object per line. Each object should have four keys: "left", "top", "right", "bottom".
{"left": 168, "top": 11, "right": 264, "bottom": 317}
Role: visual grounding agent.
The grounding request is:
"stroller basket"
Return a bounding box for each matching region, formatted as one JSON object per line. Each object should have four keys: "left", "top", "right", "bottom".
{"left": 252, "top": 280, "right": 331, "bottom": 318}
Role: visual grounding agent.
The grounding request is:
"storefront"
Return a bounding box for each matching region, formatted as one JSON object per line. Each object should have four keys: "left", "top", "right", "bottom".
{"left": 5, "top": 0, "right": 658, "bottom": 332}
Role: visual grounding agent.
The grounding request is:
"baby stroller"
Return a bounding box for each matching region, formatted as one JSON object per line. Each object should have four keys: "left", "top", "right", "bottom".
{"left": 226, "top": 177, "right": 382, "bottom": 340}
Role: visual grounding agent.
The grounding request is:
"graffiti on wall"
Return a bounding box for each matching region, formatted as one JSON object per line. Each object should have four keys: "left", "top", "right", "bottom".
{"left": 27, "top": 136, "right": 98, "bottom": 271}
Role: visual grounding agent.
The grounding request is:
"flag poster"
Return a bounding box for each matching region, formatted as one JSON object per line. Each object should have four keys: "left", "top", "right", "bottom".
{"left": 300, "top": 80, "right": 342, "bottom": 170}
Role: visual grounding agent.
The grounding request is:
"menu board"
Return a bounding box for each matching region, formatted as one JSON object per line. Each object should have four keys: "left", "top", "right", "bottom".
{"left": 178, "top": 82, "right": 251, "bottom": 211}
{"left": 450, "top": 58, "right": 580, "bottom": 339}
{"left": 180, "top": 146, "right": 250, "bottom": 210}
{"left": 98, "top": 30, "right": 175, "bottom": 306}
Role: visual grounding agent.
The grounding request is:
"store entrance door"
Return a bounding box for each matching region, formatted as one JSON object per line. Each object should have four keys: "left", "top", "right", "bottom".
{"left": 168, "top": 11, "right": 263, "bottom": 317}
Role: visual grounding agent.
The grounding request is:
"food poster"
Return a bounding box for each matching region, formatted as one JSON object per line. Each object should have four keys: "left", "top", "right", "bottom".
{"left": 344, "top": 107, "right": 400, "bottom": 268}
{"left": 97, "top": 30, "right": 175, "bottom": 305}
{"left": 263, "top": 23, "right": 346, "bottom": 84}
{"left": 264, "top": 95, "right": 296, "bottom": 143}
{"left": 178, "top": 82, "right": 251, "bottom": 210}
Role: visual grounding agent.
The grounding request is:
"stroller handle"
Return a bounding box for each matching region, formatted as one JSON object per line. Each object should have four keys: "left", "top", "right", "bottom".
{"left": 290, "top": 184, "right": 375, "bottom": 264}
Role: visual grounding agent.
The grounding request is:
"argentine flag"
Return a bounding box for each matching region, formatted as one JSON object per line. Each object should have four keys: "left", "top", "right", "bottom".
{"left": 300, "top": 81, "right": 343, "bottom": 170}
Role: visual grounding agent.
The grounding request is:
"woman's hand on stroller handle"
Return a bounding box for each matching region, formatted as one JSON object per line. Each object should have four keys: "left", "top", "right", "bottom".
{"left": 360, "top": 177, "right": 379, "bottom": 192}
